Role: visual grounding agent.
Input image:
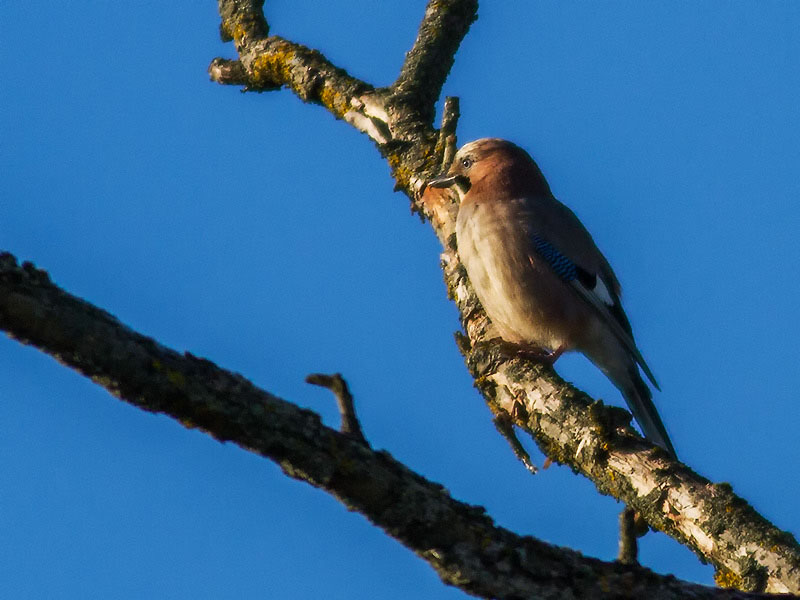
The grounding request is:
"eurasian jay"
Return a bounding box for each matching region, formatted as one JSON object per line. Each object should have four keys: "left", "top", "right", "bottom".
{"left": 429, "top": 138, "right": 676, "bottom": 458}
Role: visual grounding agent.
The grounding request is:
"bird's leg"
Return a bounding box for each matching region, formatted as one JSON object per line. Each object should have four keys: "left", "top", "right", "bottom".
{"left": 491, "top": 339, "right": 566, "bottom": 366}
{"left": 516, "top": 343, "right": 566, "bottom": 366}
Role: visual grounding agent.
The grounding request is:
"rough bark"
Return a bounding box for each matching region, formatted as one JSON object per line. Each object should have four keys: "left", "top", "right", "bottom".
{"left": 0, "top": 252, "right": 784, "bottom": 600}
{"left": 2, "top": 1, "right": 798, "bottom": 597}
{"left": 203, "top": 1, "right": 800, "bottom": 593}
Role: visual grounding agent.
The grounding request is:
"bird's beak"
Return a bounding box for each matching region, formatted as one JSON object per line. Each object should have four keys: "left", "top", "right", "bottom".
{"left": 427, "top": 173, "right": 466, "bottom": 189}
{"left": 426, "top": 173, "right": 471, "bottom": 202}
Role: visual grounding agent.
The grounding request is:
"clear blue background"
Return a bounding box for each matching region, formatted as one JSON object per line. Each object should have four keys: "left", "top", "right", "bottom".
{"left": 2, "top": 2, "right": 799, "bottom": 598}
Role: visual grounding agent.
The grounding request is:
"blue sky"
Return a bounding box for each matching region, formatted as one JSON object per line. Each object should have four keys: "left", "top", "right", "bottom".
{"left": 2, "top": 2, "right": 799, "bottom": 598}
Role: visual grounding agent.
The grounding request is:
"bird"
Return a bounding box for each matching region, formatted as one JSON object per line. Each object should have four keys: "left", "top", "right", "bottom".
{"left": 428, "top": 138, "right": 676, "bottom": 458}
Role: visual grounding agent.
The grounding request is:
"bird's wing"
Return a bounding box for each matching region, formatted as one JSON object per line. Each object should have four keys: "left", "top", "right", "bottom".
{"left": 528, "top": 232, "right": 660, "bottom": 390}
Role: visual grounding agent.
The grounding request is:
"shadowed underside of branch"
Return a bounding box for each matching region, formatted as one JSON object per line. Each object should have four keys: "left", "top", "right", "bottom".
{"left": 2, "top": 0, "right": 799, "bottom": 597}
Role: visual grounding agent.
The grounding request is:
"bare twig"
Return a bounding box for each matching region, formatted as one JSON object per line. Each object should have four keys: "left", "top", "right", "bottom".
{"left": 306, "top": 373, "right": 367, "bottom": 446}
{"left": 438, "top": 96, "right": 460, "bottom": 173}
{"left": 492, "top": 409, "right": 538, "bottom": 474}
{"left": 413, "top": 96, "right": 461, "bottom": 207}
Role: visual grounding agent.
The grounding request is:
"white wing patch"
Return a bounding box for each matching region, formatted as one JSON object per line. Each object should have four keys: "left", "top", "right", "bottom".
{"left": 591, "top": 275, "right": 615, "bottom": 307}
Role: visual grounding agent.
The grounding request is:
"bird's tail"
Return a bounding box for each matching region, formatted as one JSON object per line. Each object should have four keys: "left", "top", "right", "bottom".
{"left": 619, "top": 365, "right": 676, "bottom": 459}
{"left": 591, "top": 346, "right": 677, "bottom": 459}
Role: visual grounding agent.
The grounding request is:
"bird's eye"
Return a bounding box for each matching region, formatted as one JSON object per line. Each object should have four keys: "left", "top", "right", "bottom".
{"left": 461, "top": 157, "right": 473, "bottom": 169}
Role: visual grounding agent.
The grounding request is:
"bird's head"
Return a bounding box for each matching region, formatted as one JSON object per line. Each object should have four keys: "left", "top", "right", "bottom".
{"left": 427, "top": 138, "right": 551, "bottom": 201}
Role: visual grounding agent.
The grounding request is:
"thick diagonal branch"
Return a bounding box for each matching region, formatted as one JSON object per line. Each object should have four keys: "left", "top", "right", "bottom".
{"left": 0, "top": 252, "right": 783, "bottom": 600}
{"left": 437, "top": 242, "right": 800, "bottom": 594}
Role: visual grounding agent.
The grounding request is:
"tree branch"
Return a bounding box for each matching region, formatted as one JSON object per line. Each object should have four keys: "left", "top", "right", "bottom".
{"left": 438, "top": 245, "right": 800, "bottom": 594}
{"left": 5, "top": 0, "right": 798, "bottom": 595}
{"left": 389, "top": 0, "right": 478, "bottom": 124}
{"left": 0, "top": 252, "right": 782, "bottom": 600}
{"left": 196, "top": 0, "right": 800, "bottom": 590}
{"left": 210, "top": 0, "right": 479, "bottom": 195}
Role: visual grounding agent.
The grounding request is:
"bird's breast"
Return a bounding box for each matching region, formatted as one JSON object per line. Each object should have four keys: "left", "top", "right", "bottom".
{"left": 455, "top": 197, "right": 585, "bottom": 350}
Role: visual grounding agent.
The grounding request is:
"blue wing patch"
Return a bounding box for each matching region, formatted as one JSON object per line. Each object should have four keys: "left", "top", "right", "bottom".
{"left": 530, "top": 234, "right": 577, "bottom": 282}
{"left": 529, "top": 234, "right": 660, "bottom": 390}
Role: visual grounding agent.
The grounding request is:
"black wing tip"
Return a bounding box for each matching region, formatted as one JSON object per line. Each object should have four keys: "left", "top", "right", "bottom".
{"left": 639, "top": 361, "right": 661, "bottom": 392}
{"left": 629, "top": 368, "right": 676, "bottom": 460}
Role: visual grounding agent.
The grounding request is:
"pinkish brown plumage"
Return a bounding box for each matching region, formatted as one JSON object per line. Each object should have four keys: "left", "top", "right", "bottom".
{"left": 430, "top": 138, "right": 675, "bottom": 457}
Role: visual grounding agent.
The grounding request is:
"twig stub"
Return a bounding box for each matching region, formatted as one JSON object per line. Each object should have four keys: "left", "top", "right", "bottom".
{"left": 438, "top": 96, "right": 460, "bottom": 173}
{"left": 492, "top": 408, "right": 538, "bottom": 475}
{"left": 306, "top": 373, "right": 368, "bottom": 446}
{"left": 618, "top": 507, "right": 639, "bottom": 565}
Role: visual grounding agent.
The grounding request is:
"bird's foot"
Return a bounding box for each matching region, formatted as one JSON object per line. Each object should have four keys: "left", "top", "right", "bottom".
{"left": 510, "top": 342, "right": 566, "bottom": 366}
